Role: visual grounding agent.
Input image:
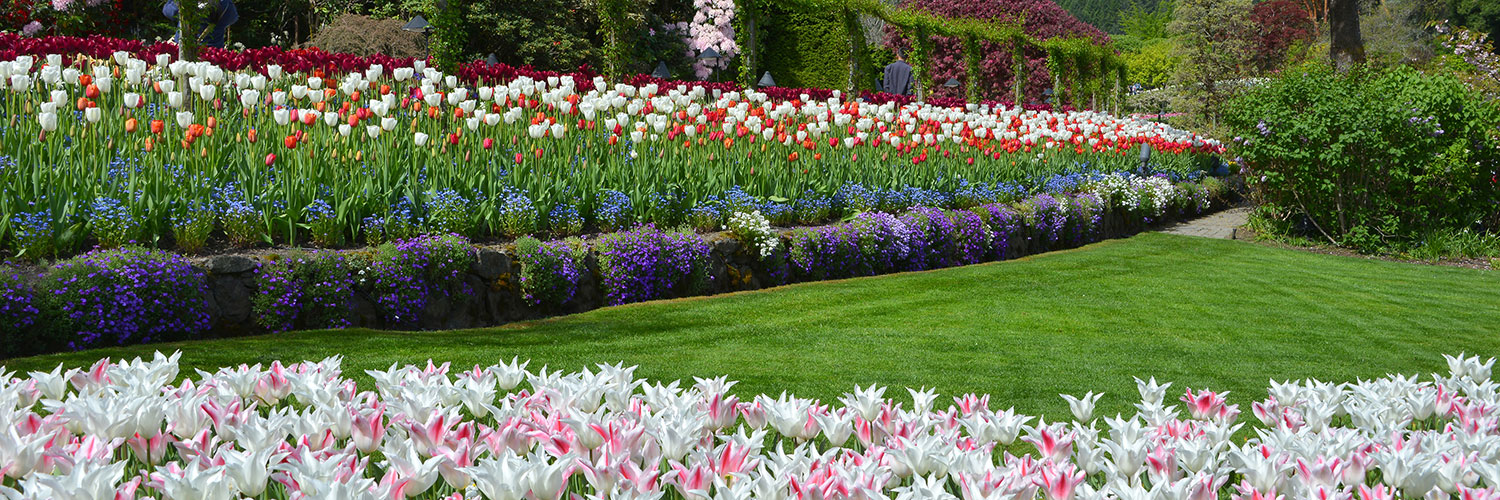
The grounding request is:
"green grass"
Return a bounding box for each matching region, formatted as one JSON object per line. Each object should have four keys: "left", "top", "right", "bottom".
{"left": 5, "top": 233, "right": 1497, "bottom": 421}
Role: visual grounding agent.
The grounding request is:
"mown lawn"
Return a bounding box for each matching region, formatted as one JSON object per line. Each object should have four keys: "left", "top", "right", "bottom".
{"left": 6, "top": 232, "right": 1497, "bottom": 421}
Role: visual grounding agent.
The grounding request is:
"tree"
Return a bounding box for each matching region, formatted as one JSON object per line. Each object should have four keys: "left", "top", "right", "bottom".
{"left": 1169, "top": 0, "right": 1252, "bottom": 127}
{"left": 1249, "top": 0, "right": 1314, "bottom": 72}
{"left": 1328, "top": 0, "right": 1364, "bottom": 68}
{"left": 1448, "top": 0, "right": 1500, "bottom": 51}
{"left": 1119, "top": 0, "right": 1174, "bottom": 41}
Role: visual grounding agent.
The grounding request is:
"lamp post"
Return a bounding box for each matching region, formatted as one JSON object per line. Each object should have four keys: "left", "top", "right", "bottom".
{"left": 403, "top": 15, "right": 431, "bottom": 59}
{"left": 698, "top": 47, "right": 720, "bottom": 82}
{"left": 757, "top": 71, "right": 776, "bottom": 88}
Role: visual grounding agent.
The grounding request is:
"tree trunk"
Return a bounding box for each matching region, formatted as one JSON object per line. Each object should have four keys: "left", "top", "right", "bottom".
{"left": 745, "top": 13, "right": 757, "bottom": 86}
{"left": 178, "top": 1, "right": 198, "bottom": 62}
{"left": 1328, "top": 0, "right": 1364, "bottom": 69}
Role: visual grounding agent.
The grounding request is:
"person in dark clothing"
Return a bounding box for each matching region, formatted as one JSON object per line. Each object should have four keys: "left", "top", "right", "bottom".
{"left": 882, "top": 49, "right": 914, "bottom": 96}
{"left": 163, "top": 0, "right": 240, "bottom": 49}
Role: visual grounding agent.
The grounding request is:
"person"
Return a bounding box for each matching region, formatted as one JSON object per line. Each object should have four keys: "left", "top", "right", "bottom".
{"left": 882, "top": 49, "right": 914, "bottom": 96}
{"left": 163, "top": 0, "right": 240, "bottom": 49}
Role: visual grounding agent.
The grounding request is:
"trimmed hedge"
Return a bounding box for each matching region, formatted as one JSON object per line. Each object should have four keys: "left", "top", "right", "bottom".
{"left": 760, "top": 2, "right": 853, "bottom": 90}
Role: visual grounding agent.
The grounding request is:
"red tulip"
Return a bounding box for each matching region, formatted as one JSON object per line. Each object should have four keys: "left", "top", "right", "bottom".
{"left": 514, "top": 152, "right": 524, "bottom": 164}
{"left": 284, "top": 135, "right": 298, "bottom": 149}
{"left": 265, "top": 153, "right": 276, "bottom": 166}
{"left": 482, "top": 138, "right": 494, "bottom": 150}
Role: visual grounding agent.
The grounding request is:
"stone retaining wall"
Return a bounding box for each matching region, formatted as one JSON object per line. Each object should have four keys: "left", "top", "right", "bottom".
{"left": 192, "top": 206, "right": 1190, "bottom": 336}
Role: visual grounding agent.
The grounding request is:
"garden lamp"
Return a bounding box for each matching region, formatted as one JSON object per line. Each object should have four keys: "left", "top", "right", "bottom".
{"left": 652, "top": 62, "right": 670, "bottom": 79}
{"left": 758, "top": 71, "right": 776, "bottom": 88}
{"left": 944, "top": 78, "right": 960, "bottom": 88}
{"left": 698, "top": 48, "right": 720, "bottom": 82}
{"left": 486, "top": 53, "right": 498, "bottom": 66}
{"left": 402, "top": 15, "right": 430, "bottom": 33}
{"left": 1139, "top": 143, "right": 1153, "bottom": 170}
{"left": 1042, "top": 88, "right": 1054, "bottom": 104}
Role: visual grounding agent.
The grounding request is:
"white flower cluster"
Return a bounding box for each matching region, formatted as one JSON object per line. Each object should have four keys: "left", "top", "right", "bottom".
{"left": 727, "top": 210, "right": 779, "bottom": 258}
{"left": 1089, "top": 174, "right": 1142, "bottom": 211}
{"left": 1090, "top": 174, "right": 1191, "bottom": 217}
{"left": 1135, "top": 175, "right": 1178, "bottom": 217}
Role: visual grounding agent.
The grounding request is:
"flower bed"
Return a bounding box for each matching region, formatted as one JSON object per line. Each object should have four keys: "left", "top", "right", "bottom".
{"left": 0, "top": 351, "right": 1494, "bottom": 499}
{"left": 0, "top": 50, "right": 1221, "bottom": 259}
{"left": 0, "top": 173, "right": 1229, "bottom": 355}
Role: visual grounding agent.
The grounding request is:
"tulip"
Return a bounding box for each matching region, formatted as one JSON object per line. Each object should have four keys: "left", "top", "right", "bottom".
{"left": 37, "top": 111, "right": 57, "bottom": 132}
{"left": 414, "top": 132, "right": 429, "bottom": 146}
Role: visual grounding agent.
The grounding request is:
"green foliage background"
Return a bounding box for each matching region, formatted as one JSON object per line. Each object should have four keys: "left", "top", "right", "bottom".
{"left": 1226, "top": 63, "right": 1500, "bottom": 252}
{"left": 759, "top": 2, "right": 853, "bottom": 89}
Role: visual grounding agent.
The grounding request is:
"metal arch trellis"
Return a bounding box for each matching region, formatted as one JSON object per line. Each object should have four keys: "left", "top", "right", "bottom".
{"left": 722, "top": 0, "right": 1120, "bottom": 108}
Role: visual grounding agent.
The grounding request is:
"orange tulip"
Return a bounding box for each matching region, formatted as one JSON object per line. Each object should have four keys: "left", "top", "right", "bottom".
{"left": 125, "top": 118, "right": 138, "bottom": 133}
{"left": 150, "top": 119, "right": 164, "bottom": 135}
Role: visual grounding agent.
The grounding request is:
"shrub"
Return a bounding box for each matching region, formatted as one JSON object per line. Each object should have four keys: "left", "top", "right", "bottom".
{"left": 1226, "top": 63, "right": 1500, "bottom": 251}
{"left": 89, "top": 196, "right": 143, "bottom": 248}
{"left": 514, "top": 236, "right": 586, "bottom": 308}
{"left": 726, "top": 211, "right": 779, "bottom": 259}
{"left": 972, "top": 203, "right": 1023, "bottom": 260}
{"left": 495, "top": 189, "right": 539, "bottom": 238}
{"left": 846, "top": 211, "right": 912, "bottom": 274}
{"left": 364, "top": 234, "right": 476, "bottom": 326}
{"left": 594, "top": 190, "right": 634, "bottom": 232}
{"left": 0, "top": 267, "right": 39, "bottom": 357}
{"left": 307, "top": 13, "right": 428, "bottom": 59}
{"left": 759, "top": 2, "right": 850, "bottom": 90}
{"left": 221, "top": 198, "right": 266, "bottom": 248}
{"left": 253, "top": 251, "right": 355, "bottom": 332}
{"left": 426, "top": 189, "right": 476, "bottom": 238}
{"left": 596, "top": 225, "right": 712, "bottom": 305}
{"left": 1073, "top": 192, "right": 1107, "bottom": 240}
{"left": 40, "top": 247, "right": 211, "bottom": 350}
{"left": 171, "top": 200, "right": 215, "bottom": 254}
{"left": 306, "top": 199, "right": 344, "bottom": 248}
{"left": 9, "top": 209, "right": 53, "bottom": 259}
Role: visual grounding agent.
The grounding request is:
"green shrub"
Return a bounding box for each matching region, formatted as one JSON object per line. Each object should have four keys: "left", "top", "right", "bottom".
{"left": 1226, "top": 63, "right": 1500, "bottom": 252}
{"left": 759, "top": 2, "right": 850, "bottom": 90}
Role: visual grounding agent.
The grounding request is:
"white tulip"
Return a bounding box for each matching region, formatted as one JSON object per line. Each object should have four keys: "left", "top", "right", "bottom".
{"left": 175, "top": 111, "right": 194, "bottom": 129}
{"left": 37, "top": 111, "right": 57, "bottom": 132}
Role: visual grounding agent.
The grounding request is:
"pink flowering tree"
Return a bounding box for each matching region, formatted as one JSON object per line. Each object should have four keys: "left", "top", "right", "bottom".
{"left": 675, "top": 0, "right": 738, "bottom": 79}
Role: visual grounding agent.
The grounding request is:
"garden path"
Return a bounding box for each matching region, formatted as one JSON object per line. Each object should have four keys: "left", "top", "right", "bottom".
{"left": 1158, "top": 207, "right": 1252, "bottom": 239}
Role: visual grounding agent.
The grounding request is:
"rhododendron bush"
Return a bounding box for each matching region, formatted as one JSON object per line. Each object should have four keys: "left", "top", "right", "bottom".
{"left": 0, "top": 352, "right": 1494, "bottom": 499}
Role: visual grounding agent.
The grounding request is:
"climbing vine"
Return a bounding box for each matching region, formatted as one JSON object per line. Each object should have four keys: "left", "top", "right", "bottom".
{"left": 597, "top": 0, "right": 645, "bottom": 80}
{"left": 429, "top": 0, "right": 468, "bottom": 73}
